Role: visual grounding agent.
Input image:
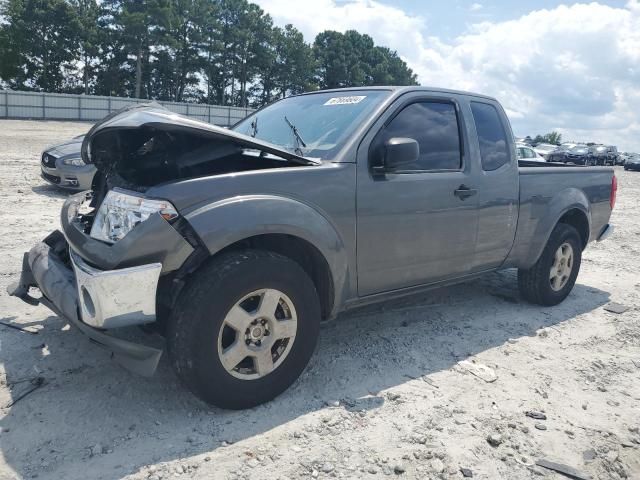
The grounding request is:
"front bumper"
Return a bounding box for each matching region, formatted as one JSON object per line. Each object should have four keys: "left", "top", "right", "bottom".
{"left": 71, "top": 250, "right": 162, "bottom": 329}
{"left": 7, "top": 231, "right": 163, "bottom": 376}
{"left": 40, "top": 162, "right": 96, "bottom": 190}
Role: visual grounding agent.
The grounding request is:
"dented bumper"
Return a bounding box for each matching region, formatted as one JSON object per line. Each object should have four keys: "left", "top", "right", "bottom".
{"left": 8, "top": 192, "right": 197, "bottom": 376}
{"left": 7, "top": 232, "right": 163, "bottom": 376}
{"left": 70, "top": 250, "right": 161, "bottom": 329}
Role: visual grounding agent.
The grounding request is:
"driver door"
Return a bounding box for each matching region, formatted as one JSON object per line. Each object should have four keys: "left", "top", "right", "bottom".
{"left": 356, "top": 96, "right": 479, "bottom": 296}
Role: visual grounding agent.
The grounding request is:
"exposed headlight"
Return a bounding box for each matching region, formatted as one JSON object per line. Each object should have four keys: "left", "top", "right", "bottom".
{"left": 90, "top": 189, "right": 178, "bottom": 244}
{"left": 62, "top": 157, "right": 85, "bottom": 166}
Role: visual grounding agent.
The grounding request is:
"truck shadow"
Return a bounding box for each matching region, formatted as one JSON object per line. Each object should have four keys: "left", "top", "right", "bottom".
{"left": 0, "top": 269, "right": 610, "bottom": 479}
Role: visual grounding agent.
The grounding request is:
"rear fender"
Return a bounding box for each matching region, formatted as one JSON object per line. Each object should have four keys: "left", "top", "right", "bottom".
{"left": 510, "top": 188, "right": 591, "bottom": 269}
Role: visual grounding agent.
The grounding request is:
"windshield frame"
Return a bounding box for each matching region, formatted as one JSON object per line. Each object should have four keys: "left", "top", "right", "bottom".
{"left": 233, "top": 88, "right": 394, "bottom": 162}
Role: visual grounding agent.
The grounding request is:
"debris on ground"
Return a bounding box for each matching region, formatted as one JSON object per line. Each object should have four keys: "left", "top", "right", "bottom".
{"left": 460, "top": 467, "right": 474, "bottom": 477}
{"left": 456, "top": 360, "right": 498, "bottom": 383}
{"left": 525, "top": 411, "right": 547, "bottom": 420}
{"left": 0, "top": 320, "right": 38, "bottom": 334}
{"left": 603, "top": 302, "right": 630, "bottom": 314}
{"left": 535, "top": 459, "right": 591, "bottom": 480}
{"left": 582, "top": 449, "right": 597, "bottom": 462}
{"left": 5, "top": 376, "right": 45, "bottom": 407}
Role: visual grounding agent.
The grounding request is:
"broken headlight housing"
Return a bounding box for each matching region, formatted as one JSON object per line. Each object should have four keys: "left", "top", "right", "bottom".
{"left": 89, "top": 189, "right": 178, "bottom": 244}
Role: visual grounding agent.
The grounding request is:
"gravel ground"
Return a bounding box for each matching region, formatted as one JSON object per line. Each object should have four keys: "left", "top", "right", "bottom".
{"left": 0, "top": 119, "right": 639, "bottom": 480}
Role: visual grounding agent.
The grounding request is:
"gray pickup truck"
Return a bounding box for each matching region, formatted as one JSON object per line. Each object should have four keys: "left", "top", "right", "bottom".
{"left": 9, "top": 87, "right": 616, "bottom": 409}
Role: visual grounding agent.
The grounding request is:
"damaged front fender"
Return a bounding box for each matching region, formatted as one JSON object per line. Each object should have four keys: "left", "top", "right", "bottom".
{"left": 61, "top": 192, "right": 194, "bottom": 272}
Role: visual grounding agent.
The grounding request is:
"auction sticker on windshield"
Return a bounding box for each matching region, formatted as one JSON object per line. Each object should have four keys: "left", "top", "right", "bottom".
{"left": 324, "top": 96, "right": 366, "bottom": 106}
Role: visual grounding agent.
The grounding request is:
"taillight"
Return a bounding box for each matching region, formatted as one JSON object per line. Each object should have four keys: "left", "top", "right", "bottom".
{"left": 610, "top": 174, "right": 617, "bottom": 209}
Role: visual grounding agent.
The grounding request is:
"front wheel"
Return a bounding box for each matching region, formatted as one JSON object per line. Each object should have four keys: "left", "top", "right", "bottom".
{"left": 167, "top": 250, "right": 321, "bottom": 409}
{"left": 518, "top": 224, "right": 582, "bottom": 306}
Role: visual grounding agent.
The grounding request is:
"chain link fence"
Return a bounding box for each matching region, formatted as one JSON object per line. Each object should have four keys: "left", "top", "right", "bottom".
{"left": 0, "top": 90, "right": 254, "bottom": 126}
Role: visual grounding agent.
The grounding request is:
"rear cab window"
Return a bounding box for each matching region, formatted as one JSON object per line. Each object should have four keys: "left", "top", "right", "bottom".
{"left": 470, "top": 102, "right": 511, "bottom": 171}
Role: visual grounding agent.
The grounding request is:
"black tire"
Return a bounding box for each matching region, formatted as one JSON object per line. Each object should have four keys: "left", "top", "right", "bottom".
{"left": 167, "top": 249, "right": 321, "bottom": 409}
{"left": 518, "top": 223, "right": 582, "bottom": 306}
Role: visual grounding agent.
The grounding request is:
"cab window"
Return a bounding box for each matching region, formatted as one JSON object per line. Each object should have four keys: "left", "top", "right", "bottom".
{"left": 375, "top": 101, "right": 462, "bottom": 171}
{"left": 470, "top": 102, "right": 510, "bottom": 171}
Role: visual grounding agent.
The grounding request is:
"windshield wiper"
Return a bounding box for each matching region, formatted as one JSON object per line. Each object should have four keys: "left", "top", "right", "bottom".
{"left": 250, "top": 116, "right": 258, "bottom": 137}
{"left": 284, "top": 116, "right": 307, "bottom": 156}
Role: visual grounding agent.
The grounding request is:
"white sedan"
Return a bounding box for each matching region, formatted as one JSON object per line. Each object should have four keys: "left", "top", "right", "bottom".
{"left": 516, "top": 143, "right": 547, "bottom": 162}
{"left": 532, "top": 143, "right": 558, "bottom": 159}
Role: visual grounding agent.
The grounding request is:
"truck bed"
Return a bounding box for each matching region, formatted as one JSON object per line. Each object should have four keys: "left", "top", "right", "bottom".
{"left": 507, "top": 164, "right": 614, "bottom": 269}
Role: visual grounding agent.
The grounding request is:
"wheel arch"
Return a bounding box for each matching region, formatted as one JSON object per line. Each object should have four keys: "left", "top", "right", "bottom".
{"left": 509, "top": 187, "right": 591, "bottom": 270}
{"left": 557, "top": 208, "right": 590, "bottom": 249}
{"left": 184, "top": 195, "right": 350, "bottom": 319}
{"left": 215, "top": 234, "right": 335, "bottom": 320}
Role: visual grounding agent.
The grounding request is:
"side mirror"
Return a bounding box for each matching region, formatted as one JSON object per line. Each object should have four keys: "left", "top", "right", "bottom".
{"left": 381, "top": 137, "right": 419, "bottom": 171}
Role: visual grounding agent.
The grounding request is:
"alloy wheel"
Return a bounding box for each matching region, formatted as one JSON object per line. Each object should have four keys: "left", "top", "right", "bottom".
{"left": 217, "top": 289, "right": 298, "bottom": 380}
{"left": 549, "top": 242, "right": 574, "bottom": 291}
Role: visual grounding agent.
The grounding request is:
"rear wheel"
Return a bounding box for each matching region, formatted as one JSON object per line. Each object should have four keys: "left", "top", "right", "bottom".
{"left": 518, "top": 224, "right": 582, "bottom": 306}
{"left": 167, "top": 250, "right": 321, "bottom": 409}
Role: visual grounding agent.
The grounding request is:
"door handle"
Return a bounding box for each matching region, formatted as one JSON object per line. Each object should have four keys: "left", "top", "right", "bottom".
{"left": 454, "top": 185, "right": 477, "bottom": 200}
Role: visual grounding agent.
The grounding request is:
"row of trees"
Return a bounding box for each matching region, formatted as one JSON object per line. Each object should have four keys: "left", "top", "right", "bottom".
{"left": 0, "top": 0, "right": 418, "bottom": 107}
{"left": 522, "top": 132, "right": 563, "bottom": 146}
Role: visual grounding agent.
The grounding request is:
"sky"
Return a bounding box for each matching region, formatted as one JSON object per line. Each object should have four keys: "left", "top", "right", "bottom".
{"left": 254, "top": 0, "right": 640, "bottom": 152}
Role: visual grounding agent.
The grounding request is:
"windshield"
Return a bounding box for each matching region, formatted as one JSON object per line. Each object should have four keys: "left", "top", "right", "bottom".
{"left": 570, "top": 146, "right": 588, "bottom": 154}
{"left": 595, "top": 146, "right": 607, "bottom": 152}
{"left": 233, "top": 90, "right": 390, "bottom": 159}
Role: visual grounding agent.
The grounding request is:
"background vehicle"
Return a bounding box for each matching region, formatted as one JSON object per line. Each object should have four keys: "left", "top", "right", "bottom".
{"left": 624, "top": 154, "right": 640, "bottom": 171}
{"left": 617, "top": 152, "right": 632, "bottom": 166}
{"left": 590, "top": 145, "right": 618, "bottom": 166}
{"left": 40, "top": 135, "right": 96, "bottom": 190}
{"left": 562, "top": 145, "right": 592, "bottom": 165}
{"left": 532, "top": 143, "right": 558, "bottom": 159}
{"left": 546, "top": 144, "right": 574, "bottom": 163}
{"left": 516, "top": 143, "right": 546, "bottom": 162}
{"left": 9, "top": 87, "right": 616, "bottom": 409}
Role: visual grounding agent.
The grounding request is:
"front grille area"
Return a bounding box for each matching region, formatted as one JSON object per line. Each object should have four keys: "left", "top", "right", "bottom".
{"left": 42, "top": 171, "right": 60, "bottom": 184}
{"left": 41, "top": 152, "right": 57, "bottom": 168}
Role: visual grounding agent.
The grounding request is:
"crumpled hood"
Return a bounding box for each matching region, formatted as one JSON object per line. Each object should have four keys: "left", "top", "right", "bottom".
{"left": 81, "top": 103, "right": 317, "bottom": 166}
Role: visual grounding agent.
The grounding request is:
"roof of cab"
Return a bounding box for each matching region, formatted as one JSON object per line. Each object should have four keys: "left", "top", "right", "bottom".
{"left": 296, "top": 85, "right": 498, "bottom": 102}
